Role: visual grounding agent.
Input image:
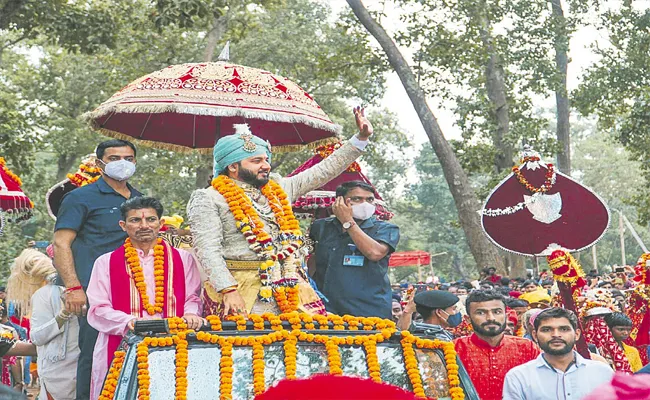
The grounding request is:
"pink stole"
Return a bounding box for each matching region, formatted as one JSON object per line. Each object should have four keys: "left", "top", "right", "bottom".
{"left": 106, "top": 242, "right": 185, "bottom": 369}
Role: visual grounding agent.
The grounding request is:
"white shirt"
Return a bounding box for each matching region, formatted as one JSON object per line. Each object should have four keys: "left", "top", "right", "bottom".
{"left": 503, "top": 351, "right": 614, "bottom": 400}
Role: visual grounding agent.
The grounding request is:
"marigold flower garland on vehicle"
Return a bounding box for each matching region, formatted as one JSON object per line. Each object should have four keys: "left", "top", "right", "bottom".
{"left": 120, "top": 314, "right": 463, "bottom": 400}
{"left": 125, "top": 238, "right": 165, "bottom": 315}
{"left": 400, "top": 331, "right": 465, "bottom": 400}
{"left": 173, "top": 333, "right": 189, "bottom": 400}
{"left": 252, "top": 339, "right": 266, "bottom": 395}
{"left": 136, "top": 342, "right": 151, "bottom": 400}
{"left": 98, "top": 350, "right": 126, "bottom": 400}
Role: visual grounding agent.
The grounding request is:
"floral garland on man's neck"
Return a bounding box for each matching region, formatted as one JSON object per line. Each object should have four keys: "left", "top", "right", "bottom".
{"left": 124, "top": 238, "right": 165, "bottom": 316}
{"left": 212, "top": 175, "right": 304, "bottom": 310}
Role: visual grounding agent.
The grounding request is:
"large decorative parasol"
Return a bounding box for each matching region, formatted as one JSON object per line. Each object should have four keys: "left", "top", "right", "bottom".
{"left": 46, "top": 154, "right": 101, "bottom": 220}
{"left": 480, "top": 147, "right": 609, "bottom": 256}
{"left": 287, "top": 142, "right": 393, "bottom": 221}
{"left": 82, "top": 50, "right": 340, "bottom": 153}
{"left": 0, "top": 157, "right": 34, "bottom": 236}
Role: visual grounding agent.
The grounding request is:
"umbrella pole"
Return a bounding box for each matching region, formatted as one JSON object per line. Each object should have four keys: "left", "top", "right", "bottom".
{"left": 215, "top": 116, "right": 222, "bottom": 146}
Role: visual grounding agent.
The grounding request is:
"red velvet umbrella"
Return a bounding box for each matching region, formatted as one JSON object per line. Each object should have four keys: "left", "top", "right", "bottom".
{"left": 82, "top": 60, "right": 340, "bottom": 153}
{"left": 287, "top": 142, "right": 393, "bottom": 220}
{"left": 480, "top": 147, "right": 610, "bottom": 256}
{"left": 0, "top": 157, "right": 34, "bottom": 236}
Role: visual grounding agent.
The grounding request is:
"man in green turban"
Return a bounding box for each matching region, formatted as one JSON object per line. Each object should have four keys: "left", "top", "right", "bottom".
{"left": 187, "top": 107, "right": 373, "bottom": 316}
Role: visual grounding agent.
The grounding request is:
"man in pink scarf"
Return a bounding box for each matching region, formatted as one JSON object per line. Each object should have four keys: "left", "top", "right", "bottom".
{"left": 87, "top": 197, "right": 202, "bottom": 400}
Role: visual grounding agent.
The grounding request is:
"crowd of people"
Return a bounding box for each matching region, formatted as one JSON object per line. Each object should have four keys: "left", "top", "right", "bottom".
{"left": 0, "top": 109, "right": 648, "bottom": 400}
{"left": 386, "top": 266, "right": 650, "bottom": 399}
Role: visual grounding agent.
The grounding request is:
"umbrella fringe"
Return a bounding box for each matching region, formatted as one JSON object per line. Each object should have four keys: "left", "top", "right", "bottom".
{"left": 81, "top": 102, "right": 343, "bottom": 135}
{"left": 94, "top": 127, "right": 339, "bottom": 154}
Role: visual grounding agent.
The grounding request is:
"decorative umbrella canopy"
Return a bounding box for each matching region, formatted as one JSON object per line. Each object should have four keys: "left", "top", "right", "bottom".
{"left": 480, "top": 147, "right": 609, "bottom": 256}
{"left": 287, "top": 142, "right": 393, "bottom": 220}
{"left": 82, "top": 61, "right": 340, "bottom": 153}
{"left": 0, "top": 157, "right": 34, "bottom": 236}
{"left": 46, "top": 154, "right": 101, "bottom": 220}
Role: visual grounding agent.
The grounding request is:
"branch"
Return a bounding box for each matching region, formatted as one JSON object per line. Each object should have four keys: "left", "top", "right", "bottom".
{"left": 0, "top": 33, "right": 29, "bottom": 51}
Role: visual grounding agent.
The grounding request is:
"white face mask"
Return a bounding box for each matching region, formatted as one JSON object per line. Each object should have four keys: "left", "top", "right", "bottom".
{"left": 100, "top": 159, "right": 136, "bottom": 181}
{"left": 351, "top": 202, "right": 376, "bottom": 221}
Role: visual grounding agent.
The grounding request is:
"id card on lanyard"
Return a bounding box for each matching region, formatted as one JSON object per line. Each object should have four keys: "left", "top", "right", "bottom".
{"left": 343, "top": 244, "right": 365, "bottom": 267}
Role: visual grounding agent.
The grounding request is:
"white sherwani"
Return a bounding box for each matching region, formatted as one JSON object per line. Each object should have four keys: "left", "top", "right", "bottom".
{"left": 187, "top": 138, "right": 366, "bottom": 313}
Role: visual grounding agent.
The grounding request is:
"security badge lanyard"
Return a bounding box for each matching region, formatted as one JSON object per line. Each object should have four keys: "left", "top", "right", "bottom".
{"left": 343, "top": 243, "right": 365, "bottom": 267}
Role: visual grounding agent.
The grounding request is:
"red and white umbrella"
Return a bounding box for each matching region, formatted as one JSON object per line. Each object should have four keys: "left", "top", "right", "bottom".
{"left": 287, "top": 142, "right": 393, "bottom": 221}
{"left": 0, "top": 157, "right": 33, "bottom": 236}
{"left": 83, "top": 58, "right": 340, "bottom": 153}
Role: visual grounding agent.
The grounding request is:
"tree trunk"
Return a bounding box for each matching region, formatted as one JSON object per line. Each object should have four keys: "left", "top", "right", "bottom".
{"left": 56, "top": 153, "right": 79, "bottom": 181}
{"left": 550, "top": 0, "right": 571, "bottom": 175}
{"left": 195, "top": 13, "right": 229, "bottom": 188}
{"left": 346, "top": 0, "right": 505, "bottom": 273}
{"left": 477, "top": 7, "right": 513, "bottom": 173}
{"left": 505, "top": 253, "right": 527, "bottom": 278}
{"left": 195, "top": 154, "right": 213, "bottom": 189}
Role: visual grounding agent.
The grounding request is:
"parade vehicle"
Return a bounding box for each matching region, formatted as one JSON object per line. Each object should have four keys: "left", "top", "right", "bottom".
{"left": 100, "top": 314, "right": 478, "bottom": 400}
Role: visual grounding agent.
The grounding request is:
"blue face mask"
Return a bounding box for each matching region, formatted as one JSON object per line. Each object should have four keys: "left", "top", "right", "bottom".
{"left": 441, "top": 310, "right": 463, "bottom": 327}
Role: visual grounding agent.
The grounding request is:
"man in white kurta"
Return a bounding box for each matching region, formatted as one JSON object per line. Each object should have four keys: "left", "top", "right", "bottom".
{"left": 87, "top": 197, "right": 202, "bottom": 400}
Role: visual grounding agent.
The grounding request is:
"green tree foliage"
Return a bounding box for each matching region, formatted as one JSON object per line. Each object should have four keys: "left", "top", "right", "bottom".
{"left": 0, "top": 0, "right": 122, "bottom": 53}
{"left": 0, "top": 0, "right": 409, "bottom": 273}
{"left": 573, "top": 4, "right": 650, "bottom": 224}
{"left": 392, "top": 147, "right": 476, "bottom": 280}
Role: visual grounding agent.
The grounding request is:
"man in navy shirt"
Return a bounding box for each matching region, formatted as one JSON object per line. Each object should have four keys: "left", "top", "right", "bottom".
{"left": 53, "top": 139, "right": 141, "bottom": 400}
{"left": 309, "top": 181, "right": 400, "bottom": 319}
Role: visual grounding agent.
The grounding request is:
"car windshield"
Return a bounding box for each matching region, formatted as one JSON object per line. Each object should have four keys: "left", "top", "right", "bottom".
{"left": 137, "top": 342, "right": 452, "bottom": 400}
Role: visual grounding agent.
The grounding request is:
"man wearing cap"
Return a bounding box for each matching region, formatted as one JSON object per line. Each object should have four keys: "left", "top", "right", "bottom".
{"left": 187, "top": 108, "right": 374, "bottom": 316}
{"left": 397, "top": 290, "right": 462, "bottom": 341}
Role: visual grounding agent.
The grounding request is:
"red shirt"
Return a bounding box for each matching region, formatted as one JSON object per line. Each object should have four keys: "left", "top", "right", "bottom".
{"left": 454, "top": 333, "right": 540, "bottom": 400}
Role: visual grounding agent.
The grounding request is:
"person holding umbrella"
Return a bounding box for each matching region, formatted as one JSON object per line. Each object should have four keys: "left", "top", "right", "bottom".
{"left": 188, "top": 107, "right": 373, "bottom": 317}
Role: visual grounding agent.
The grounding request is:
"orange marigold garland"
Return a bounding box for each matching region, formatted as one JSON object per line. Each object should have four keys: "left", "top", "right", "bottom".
{"left": 401, "top": 333, "right": 425, "bottom": 399}
{"left": 207, "top": 315, "right": 223, "bottom": 331}
{"left": 99, "top": 350, "right": 126, "bottom": 400}
{"left": 252, "top": 339, "right": 266, "bottom": 395}
{"left": 283, "top": 333, "right": 298, "bottom": 380}
{"left": 363, "top": 340, "right": 381, "bottom": 383}
{"left": 136, "top": 342, "right": 151, "bottom": 400}
{"left": 401, "top": 331, "right": 465, "bottom": 400}
{"left": 168, "top": 317, "right": 188, "bottom": 334}
{"left": 109, "top": 314, "right": 465, "bottom": 400}
{"left": 67, "top": 162, "right": 101, "bottom": 187}
{"left": 226, "top": 314, "right": 248, "bottom": 331}
{"left": 219, "top": 338, "right": 235, "bottom": 400}
{"left": 211, "top": 176, "right": 303, "bottom": 310}
{"left": 125, "top": 238, "right": 165, "bottom": 315}
{"left": 325, "top": 338, "right": 343, "bottom": 375}
{"left": 0, "top": 157, "right": 23, "bottom": 186}
{"left": 512, "top": 155, "right": 557, "bottom": 193}
{"left": 173, "top": 333, "right": 189, "bottom": 400}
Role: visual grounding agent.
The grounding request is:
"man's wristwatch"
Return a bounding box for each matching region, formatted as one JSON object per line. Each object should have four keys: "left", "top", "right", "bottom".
{"left": 342, "top": 221, "right": 356, "bottom": 230}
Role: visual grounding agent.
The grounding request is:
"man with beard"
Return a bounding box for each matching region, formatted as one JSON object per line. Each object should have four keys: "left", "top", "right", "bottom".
{"left": 454, "top": 289, "right": 539, "bottom": 400}
{"left": 503, "top": 307, "right": 614, "bottom": 400}
{"left": 86, "top": 197, "right": 202, "bottom": 400}
{"left": 188, "top": 108, "right": 374, "bottom": 316}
